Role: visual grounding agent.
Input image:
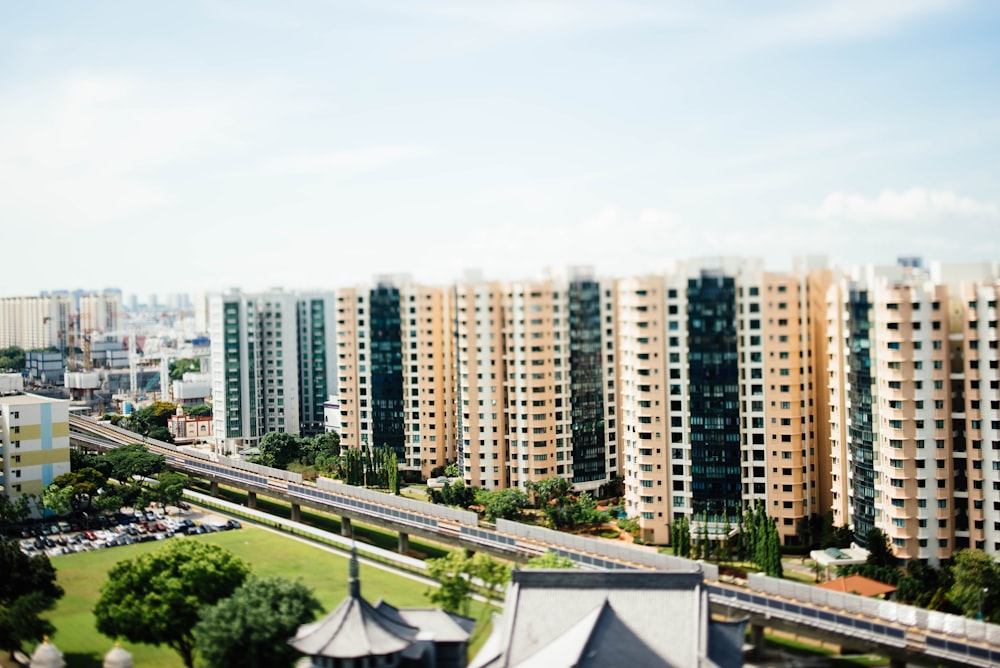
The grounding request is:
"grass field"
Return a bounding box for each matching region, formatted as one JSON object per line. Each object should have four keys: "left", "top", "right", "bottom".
{"left": 45, "top": 528, "right": 492, "bottom": 668}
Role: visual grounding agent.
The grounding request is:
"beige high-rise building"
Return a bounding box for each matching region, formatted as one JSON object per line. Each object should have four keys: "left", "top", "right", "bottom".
{"left": 618, "top": 274, "right": 671, "bottom": 543}
{"left": 455, "top": 275, "right": 508, "bottom": 489}
{"left": 761, "top": 260, "right": 833, "bottom": 544}
{"left": 826, "top": 261, "right": 999, "bottom": 564}
{"left": 78, "top": 291, "right": 123, "bottom": 334}
{"left": 336, "top": 279, "right": 454, "bottom": 478}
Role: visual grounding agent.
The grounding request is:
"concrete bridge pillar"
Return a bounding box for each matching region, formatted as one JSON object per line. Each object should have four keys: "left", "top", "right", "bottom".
{"left": 341, "top": 517, "right": 353, "bottom": 537}
{"left": 210, "top": 481, "right": 219, "bottom": 497}
{"left": 748, "top": 623, "right": 765, "bottom": 658}
{"left": 399, "top": 532, "right": 410, "bottom": 554}
{"left": 247, "top": 491, "right": 257, "bottom": 509}
{"left": 290, "top": 503, "right": 301, "bottom": 523}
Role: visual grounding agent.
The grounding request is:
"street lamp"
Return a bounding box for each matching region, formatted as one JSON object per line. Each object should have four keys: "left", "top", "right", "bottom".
{"left": 977, "top": 587, "right": 988, "bottom": 621}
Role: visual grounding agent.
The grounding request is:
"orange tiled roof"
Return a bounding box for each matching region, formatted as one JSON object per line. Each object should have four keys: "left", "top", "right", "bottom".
{"left": 818, "top": 574, "right": 897, "bottom": 598}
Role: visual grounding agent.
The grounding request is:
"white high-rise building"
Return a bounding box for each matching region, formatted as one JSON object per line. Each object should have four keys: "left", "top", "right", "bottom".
{"left": 209, "top": 289, "right": 336, "bottom": 455}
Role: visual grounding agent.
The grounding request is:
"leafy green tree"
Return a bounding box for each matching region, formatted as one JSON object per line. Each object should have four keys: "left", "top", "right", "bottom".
{"left": 94, "top": 541, "right": 250, "bottom": 668}
{"left": 52, "top": 467, "right": 108, "bottom": 510}
{"left": 0, "top": 346, "right": 26, "bottom": 371}
{"left": 256, "top": 432, "right": 303, "bottom": 470}
{"left": 429, "top": 480, "right": 476, "bottom": 508}
{"left": 94, "top": 491, "right": 124, "bottom": 516}
{"left": 193, "top": 576, "right": 322, "bottom": 668}
{"left": 168, "top": 358, "right": 200, "bottom": 381}
{"left": 156, "top": 471, "right": 189, "bottom": 507}
{"left": 574, "top": 492, "right": 609, "bottom": 528}
{"left": 0, "top": 494, "right": 36, "bottom": 529}
{"left": 528, "top": 476, "right": 571, "bottom": 508}
{"left": 617, "top": 515, "right": 640, "bottom": 537}
{"left": 104, "top": 443, "right": 167, "bottom": 484}
{"left": 41, "top": 484, "right": 74, "bottom": 516}
{"left": 525, "top": 551, "right": 576, "bottom": 569}
{"left": 671, "top": 515, "right": 691, "bottom": 558}
{"left": 865, "top": 528, "right": 895, "bottom": 568}
{"left": 70, "top": 448, "right": 113, "bottom": 478}
{"left": 471, "top": 553, "right": 511, "bottom": 606}
{"left": 425, "top": 550, "right": 475, "bottom": 616}
{"left": 0, "top": 540, "right": 64, "bottom": 654}
{"left": 444, "top": 462, "right": 460, "bottom": 478}
{"left": 949, "top": 549, "right": 1000, "bottom": 621}
{"left": 300, "top": 432, "right": 340, "bottom": 469}
{"left": 477, "top": 488, "right": 530, "bottom": 521}
{"left": 127, "top": 401, "right": 178, "bottom": 436}
{"left": 183, "top": 403, "right": 213, "bottom": 417}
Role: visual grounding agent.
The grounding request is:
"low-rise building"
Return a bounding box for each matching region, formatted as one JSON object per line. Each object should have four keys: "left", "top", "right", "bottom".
{"left": 0, "top": 391, "right": 71, "bottom": 499}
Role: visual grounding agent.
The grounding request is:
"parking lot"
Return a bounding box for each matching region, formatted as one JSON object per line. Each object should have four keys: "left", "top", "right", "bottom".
{"left": 15, "top": 505, "right": 242, "bottom": 558}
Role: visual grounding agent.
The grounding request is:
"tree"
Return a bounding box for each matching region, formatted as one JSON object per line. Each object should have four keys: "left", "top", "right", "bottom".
{"left": 169, "top": 358, "right": 200, "bottom": 381}
{"left": 256, "top": 432, "right": 303, "bottom": 470}
{"left": 471, "top": 553, "right": 511, "bottom": 606}
{"left": 865, "top": 528, "right": 895, "bottom": 568}
{"left": 0, "top": 494, "right": 36, "bottom": 530}
{"left": 183, "top": 403, "right": 213, "bottom": 417}
{"left": 52, "top": 467, "right": 108, "bottom": 510}
{"left": 127, "top": 401, "right": 178, "bottom": 436}
{"left": 156, "top": 471, "right": 189, "bottom": 507}
{"left": 0, "top": 346, "right": 26, "bottom": 372}
{"left": 429, "top": 480, "right": 476, "bottom": 508}
{"left": 94, "top": 540, "right": 250, "bottom": 668}
{"left": 193, "top": 576, "right": 322, "bottom": 668}
{"left": 71, "top": 448, "right": 113, "bottom": 478}
{"left": 444, "top": 463, "right": 460, "bottom": 478}
{"left": 0, "top": 541, "right": 64, "bottom": 654}
{"left": 949, "top": 549, "right": 1000, "bottom": 621}
{"left": 104, "top": 443, "right": 166, "bottom": 484}
{"left": 525, "top": 551, "right": 576, "bottom": 569}
{"left": 425, "top": 550, "right": 474, "bottom": 616}
{"left": 94, "top": 491, "right": 124, "bottom": 516}
{"left": 41, "top": 483, "right": 74, "bottom": 516}
{"left": 528, "top": 477, "right": 571, "bottom": 508}
{"left": 477, "top": 488, "right": 530, "bottom": 522}
{"left": 300, "top": 432, "right": 340, "bottom": 470}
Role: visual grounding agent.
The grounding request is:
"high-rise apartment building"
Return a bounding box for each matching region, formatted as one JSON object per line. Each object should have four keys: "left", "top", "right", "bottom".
{"left": 827, "top": 261, "right": 1000, "bottom": 564}
{"left": 336, "top": 279, "right": 454, "bottom": 477}
{"left": 78, "top": 291, "right": 123, "bottom": 334}
{"left": 0, "top": 294, "right": 73, "bottom": 350}
{"left": 451, "top": 271, "right": 619, "bottom": 493}
{"left": 209, "top": 289, "right": 335, "bottom": 454}
{"left": 199, "top": 256, "right": 1000, "bottom": 561}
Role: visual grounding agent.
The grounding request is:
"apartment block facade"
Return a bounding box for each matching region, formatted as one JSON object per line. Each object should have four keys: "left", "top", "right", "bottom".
{"left": 0, "top": 294, "right": 73, "bottom": 350}
{"left": 827, "top": 262, "right": 1000, "bottom": 564}
{"left": 0, "top": 392, "right": 71, "bottom": 499}
{"left": 205, "top": 257, "right": 1000, "bottom": 561}
{"left": 209, "top": 289, "right": 336, "bottom": 454}
{"left": 335, "top": 279, "right": 454, "bottom": 477}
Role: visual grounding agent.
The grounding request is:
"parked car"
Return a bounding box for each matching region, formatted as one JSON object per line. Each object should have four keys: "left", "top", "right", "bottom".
{"left": 226, "top": 519, "right": 242, "bottom": 530}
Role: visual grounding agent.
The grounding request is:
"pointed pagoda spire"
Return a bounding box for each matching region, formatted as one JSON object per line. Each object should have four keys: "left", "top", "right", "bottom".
{"left": 348, "top": 542, "right": 360, "bottom": 598}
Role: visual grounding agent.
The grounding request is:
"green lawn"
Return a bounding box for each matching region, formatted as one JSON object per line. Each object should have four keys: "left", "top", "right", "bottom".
{"left": 188, "top": 480, "right": 450, "bottom": 559}
{"left": 46, "top": 528, "right": 491, "bottom": 667}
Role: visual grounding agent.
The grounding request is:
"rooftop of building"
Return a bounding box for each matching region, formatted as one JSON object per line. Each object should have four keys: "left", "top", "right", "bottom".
{"left": 0, "top": 392, "right": 67, "bottom": 406}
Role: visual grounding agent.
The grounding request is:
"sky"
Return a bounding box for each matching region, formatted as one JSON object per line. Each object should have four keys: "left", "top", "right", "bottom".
{"left": 2, "top": 0, "right": 999, "bottom": 297}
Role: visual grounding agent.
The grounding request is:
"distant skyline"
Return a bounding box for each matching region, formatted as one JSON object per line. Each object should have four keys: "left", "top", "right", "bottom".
{"left": 3, "top": 1, "right": 999, "bottom": 296}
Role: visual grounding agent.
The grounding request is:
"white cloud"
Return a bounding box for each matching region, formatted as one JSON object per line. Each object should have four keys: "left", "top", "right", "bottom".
{"left": 0, "top": 73, "right": 238, "bottom": 227}
{"left": 455, "top": 206, "right": 704, "bottom": 280}
{"left": 794, "top": 188, "right": 997, "bottom": 222}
